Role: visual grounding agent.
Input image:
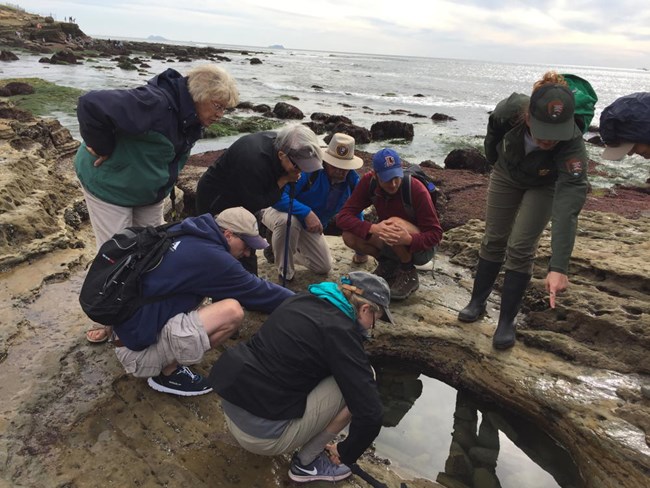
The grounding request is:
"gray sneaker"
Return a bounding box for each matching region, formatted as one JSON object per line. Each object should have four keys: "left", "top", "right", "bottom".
{"left": 288, "top": 452, "right": 351, "bottom": 483}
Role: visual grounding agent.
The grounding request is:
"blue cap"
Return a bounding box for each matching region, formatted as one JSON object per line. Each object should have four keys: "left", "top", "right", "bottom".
{"left": 372, "top": 148, "right": 403, "bottom": 182}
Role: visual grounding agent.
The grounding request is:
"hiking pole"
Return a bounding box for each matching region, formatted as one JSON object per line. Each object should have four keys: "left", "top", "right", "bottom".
{"left": 281, "top": 183, "right": 295, "bottom": 287}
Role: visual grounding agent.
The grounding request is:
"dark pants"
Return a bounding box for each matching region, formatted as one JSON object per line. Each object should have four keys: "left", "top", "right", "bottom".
{"left": 480, "top": 167, "right": 554, "bottom": 274}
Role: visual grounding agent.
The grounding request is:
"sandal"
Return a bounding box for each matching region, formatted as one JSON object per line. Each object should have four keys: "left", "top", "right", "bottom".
{"left": 86, "top": 326, "right": 110, "bottom": 344}
{"left": 352, "top": 253, "right": 368, "bottom": 264}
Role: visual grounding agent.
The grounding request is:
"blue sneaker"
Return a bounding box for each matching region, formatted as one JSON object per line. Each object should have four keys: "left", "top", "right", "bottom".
{"left": 288, "top": 452, "right": 351, "bottom": 483}
{"left": 147, "top": 365, "right": 212, "bottom": 397}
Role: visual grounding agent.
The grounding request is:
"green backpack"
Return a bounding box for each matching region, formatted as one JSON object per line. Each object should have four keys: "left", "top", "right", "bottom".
{"left": 562, "top": 74, "right": 598, "bottom": 133}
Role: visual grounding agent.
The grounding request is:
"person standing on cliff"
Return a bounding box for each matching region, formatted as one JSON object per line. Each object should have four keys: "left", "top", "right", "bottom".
{"left": 75, "top": 64, "right": 239, "bottom": 344}
{"left": 457, "top": 71, "right": 589, "bottom": 350}
{"left": 599, "top": 92, "right": 650, "bottom": 161}
{"left": 194, "top": 124, "right": 323, "bottom": 275}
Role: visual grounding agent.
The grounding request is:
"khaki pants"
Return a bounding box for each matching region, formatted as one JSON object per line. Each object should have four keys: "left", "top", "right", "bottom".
{"left": 225, "top": 376, "right": 345, "bottom": 456}
{"left": 261, "top": 207, "right": 332, "bottom": 280}
{"left": 480, "top": 166, "right": 554, "bottom": 274}
{"left": 115, "top": 310, "right": 210, "bottom": 378}
{"left": 82, "top": 186, "right": 165, "bottom": 250}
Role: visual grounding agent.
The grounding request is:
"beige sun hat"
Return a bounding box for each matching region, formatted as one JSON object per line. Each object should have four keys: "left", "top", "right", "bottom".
{"left": 321, "top": 133, "right": 363, "bottom": 170}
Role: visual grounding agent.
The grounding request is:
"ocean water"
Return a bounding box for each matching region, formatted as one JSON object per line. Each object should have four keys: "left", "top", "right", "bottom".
{"left": 1, "top": 39, "right": 649, "bottom": 186}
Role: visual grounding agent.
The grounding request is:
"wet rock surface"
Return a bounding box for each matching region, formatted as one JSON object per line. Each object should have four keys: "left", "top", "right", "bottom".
{"left": 0, "top": 108, "right": 649, "bottom": 488}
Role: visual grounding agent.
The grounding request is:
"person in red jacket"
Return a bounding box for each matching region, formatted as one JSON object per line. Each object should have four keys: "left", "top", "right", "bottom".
{"left": 336, "top": 148, "right": 442, "bottom": 300}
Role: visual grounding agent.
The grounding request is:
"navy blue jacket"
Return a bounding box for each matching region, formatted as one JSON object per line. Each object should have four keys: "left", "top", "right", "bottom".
{"left": 115, "top": 214, "right": 294, "bottom": 350}
{"left": 75, "top": 68, "right": 202, "bottom": 206}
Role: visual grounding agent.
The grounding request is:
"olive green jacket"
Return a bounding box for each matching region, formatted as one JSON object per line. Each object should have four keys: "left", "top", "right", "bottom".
{"left": 485, "top": 93, "right": 588, "bottom": 274}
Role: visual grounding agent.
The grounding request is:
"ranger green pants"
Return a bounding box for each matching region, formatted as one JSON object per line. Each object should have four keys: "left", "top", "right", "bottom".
{"left": 479, "top": 166, "right": 555, "bottom": 274}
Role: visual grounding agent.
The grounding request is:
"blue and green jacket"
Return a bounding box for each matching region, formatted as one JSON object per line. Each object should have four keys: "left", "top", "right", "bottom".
{"left": 74, "top": 68, "right": 202, "bottom": 206}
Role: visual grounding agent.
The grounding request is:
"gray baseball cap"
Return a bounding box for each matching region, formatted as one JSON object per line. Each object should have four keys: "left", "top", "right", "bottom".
{"left": 345, "top": 271, "right": 395, "bottom": 325}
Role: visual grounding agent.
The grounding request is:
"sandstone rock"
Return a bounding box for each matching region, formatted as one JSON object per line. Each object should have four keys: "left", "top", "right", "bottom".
{"left": 371, "top": 120, "right": 415, "bottom": 141}
{"left": 3, "top": 81, "right": 35, "bottom": 96}
{"left": 324, "top": 123, "right": 372, "bottom": 144}
{"left": 432, "top": 113, "right": 456, "bottom": 122}
{"left": 272, "top": 101, "right": 303, "bottom": 119}
{"left": 444, "top": 148, "right": 490, "bottom": 173}
{"left": 50, "top": 49, "right": 80, "bottom": 64}
{"left": 0, "top": 49, "right": 18, "bottom": 61}
{"left": 0, "top": 93, "right": 649, "bottom": 487}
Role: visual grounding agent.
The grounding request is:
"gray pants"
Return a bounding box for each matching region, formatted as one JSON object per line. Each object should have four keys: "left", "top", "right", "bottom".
{"left": 480, "top": 166, "right": 554, "bottom": 274}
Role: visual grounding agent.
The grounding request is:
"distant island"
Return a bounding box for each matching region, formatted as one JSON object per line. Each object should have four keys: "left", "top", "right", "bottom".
{"left": 147, "top": 35, "right": 168, "bottom": 41}
{"left": 268, "top": 44, "right": 285, "bottom": 49}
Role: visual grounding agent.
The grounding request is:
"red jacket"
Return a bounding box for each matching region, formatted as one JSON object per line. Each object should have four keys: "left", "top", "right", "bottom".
{"left": 336, "top": 172, "right": 442, "bottom": 253}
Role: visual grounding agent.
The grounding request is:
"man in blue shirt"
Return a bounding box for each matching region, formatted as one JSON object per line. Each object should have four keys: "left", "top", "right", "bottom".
{"left": 261, "top": 133, "right": 362, "bottom": 281}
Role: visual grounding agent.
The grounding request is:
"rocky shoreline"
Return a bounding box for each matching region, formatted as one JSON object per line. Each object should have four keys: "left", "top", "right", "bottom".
{"left": 1, "top": 5, "right": 649, "bottom": 488}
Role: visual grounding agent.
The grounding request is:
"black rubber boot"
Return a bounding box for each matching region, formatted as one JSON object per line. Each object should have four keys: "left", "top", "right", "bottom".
{"left": 492, "top": 270, "right": 531, "bottom": 350}
{"left": 458, "top": 258, "right": 502, "bottom": 322}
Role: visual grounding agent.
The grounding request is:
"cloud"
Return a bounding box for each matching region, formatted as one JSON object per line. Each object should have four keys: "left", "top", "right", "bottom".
{"left": 14, "top": 0, "right": 650, "bottom": 68}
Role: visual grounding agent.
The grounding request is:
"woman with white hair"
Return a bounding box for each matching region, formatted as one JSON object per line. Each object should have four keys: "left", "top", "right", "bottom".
{"left": 76, "top": 64, "right": 239, "bottom": 343}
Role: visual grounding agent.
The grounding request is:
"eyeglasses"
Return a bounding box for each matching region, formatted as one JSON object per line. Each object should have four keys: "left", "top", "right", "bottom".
{"left": 212, "top": 101, "right": 226, "bottom": 114}
{"left": 369, "top": 306, "right": 381, "bottom": 328}
{"left": 284, "top": 153, "right": 299, "bottom": 170}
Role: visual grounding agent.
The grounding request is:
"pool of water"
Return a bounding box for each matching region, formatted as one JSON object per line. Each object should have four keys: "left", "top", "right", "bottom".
{"left": 373, "top": 364, "right": 583, "bottom": 488}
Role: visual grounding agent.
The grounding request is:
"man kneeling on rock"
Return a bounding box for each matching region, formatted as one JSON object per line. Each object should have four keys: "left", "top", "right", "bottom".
{"left": 209, "top": 271, "right": 392, "bottom": 483}
{"left": 113, "top": 207, "right": 293, "bottom": 396}
{"left": 336, "top": 148, "right": 443, "bottom": 300}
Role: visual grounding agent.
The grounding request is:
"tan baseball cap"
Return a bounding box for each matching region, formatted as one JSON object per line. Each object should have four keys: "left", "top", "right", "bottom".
{"left": 215, "top": 207, "right": 269, "bottom": 249}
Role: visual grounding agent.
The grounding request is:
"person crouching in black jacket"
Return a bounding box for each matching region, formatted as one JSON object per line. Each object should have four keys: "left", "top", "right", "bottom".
{"left": 209, "top": 271, "right": 395, "bottom": 483}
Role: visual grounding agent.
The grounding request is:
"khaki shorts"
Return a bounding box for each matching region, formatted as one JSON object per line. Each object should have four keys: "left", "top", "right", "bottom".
{"left": 225, "top": 376, "right": 345, "bottom": 456}
{"left": 115, "top": 310, "right": 210, "bottom": 378}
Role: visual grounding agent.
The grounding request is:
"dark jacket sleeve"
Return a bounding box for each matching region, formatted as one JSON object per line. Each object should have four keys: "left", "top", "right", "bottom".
{"left": 272, "top": 171, "right": 313, "bottom": 222}
{"left": 485, "top": 93, "right": 528, "bottom": 164}
{"left": 76, "top": 86, "right": 163, "bottom": 156}
{"left": 549, "top": 137, "right": 588, "bottom": 274}
{"left": 213, "top": 134, "right": 285, "bottom": 213}
{"left": 324, "top": 325, "right": 383, "bottom": 465}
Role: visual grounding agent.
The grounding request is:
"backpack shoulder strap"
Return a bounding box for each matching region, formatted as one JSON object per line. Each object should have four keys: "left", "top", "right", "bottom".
{"left": 368, "top": 175, "right": 378, "bottom": 204}
{"left": 400, "top": 174, "right": 414, "bottom": 217}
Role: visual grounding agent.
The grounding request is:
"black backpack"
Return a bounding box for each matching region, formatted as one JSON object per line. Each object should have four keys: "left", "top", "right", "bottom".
{"left": 79, "top": 222, "right": 185, "bottom": 325}
{"left": 369, "top": 165, "right": 439, "bottom": 217}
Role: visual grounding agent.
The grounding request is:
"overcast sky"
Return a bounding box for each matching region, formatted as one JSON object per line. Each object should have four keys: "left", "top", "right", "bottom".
{"left": 20, "top": 0, "right": 650, "bottom": 69}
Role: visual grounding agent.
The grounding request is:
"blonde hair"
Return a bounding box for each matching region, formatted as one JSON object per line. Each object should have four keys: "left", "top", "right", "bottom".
{"left": 532, "top": 71, "right": 567, "bottom": 93}
{"left": 187, "top": 64, "right": 239, "bottom": 107}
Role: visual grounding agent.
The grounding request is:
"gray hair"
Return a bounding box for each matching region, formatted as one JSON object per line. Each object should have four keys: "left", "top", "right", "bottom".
{"left": 187, "top": 64, "right": 239, "bottom": 107}
{"left": 273, "top": 124, "right": 322, "bottom": 159}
